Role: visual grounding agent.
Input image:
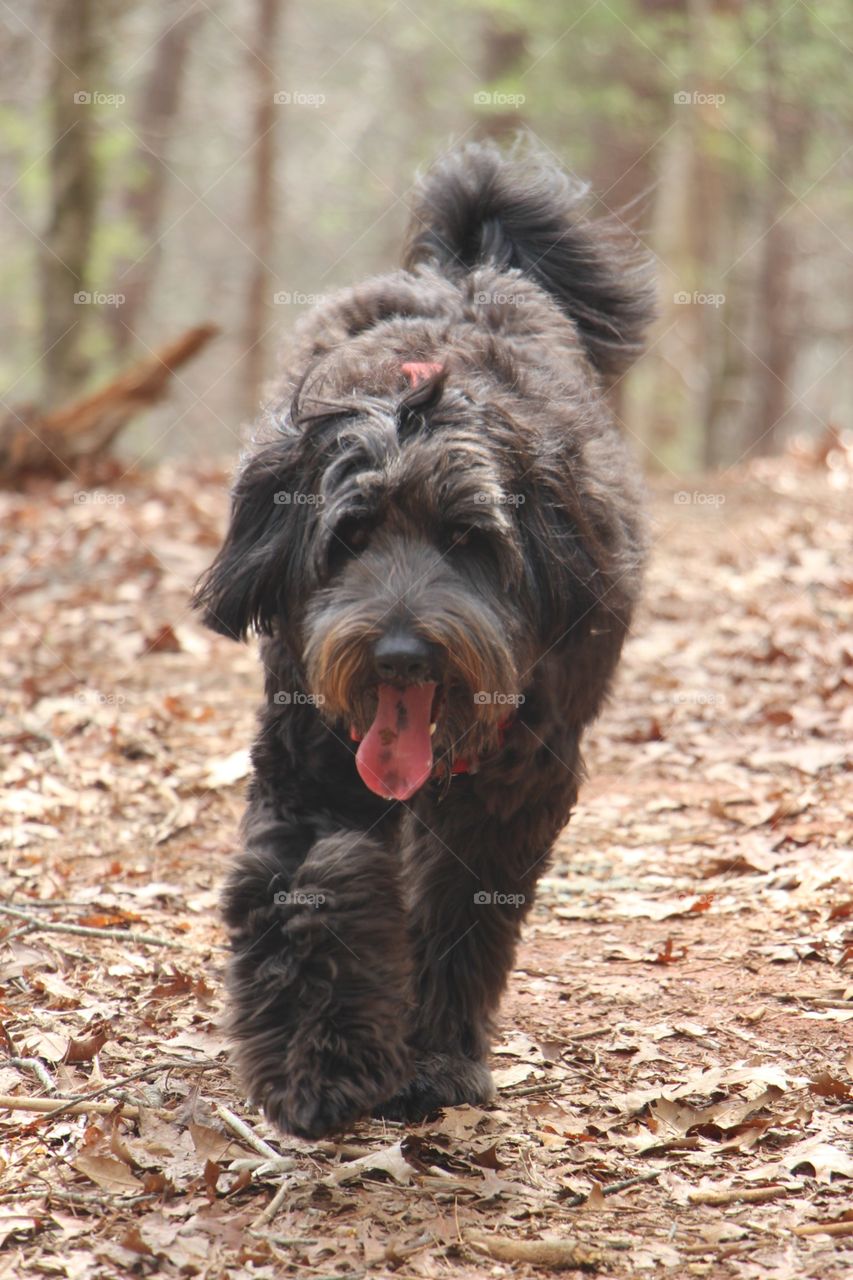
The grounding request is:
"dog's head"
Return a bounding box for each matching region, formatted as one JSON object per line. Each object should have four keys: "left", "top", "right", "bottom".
{"left": 194, "top": 359, "right": 613, "bottom": 801}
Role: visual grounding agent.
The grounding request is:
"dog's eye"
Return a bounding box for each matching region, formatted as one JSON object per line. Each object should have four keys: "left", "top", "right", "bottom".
{"left": 443, "top": 524, "right": 472, "bottom": 551}
{"left": 334, "top": 519, "right": 371, "bottom": 556}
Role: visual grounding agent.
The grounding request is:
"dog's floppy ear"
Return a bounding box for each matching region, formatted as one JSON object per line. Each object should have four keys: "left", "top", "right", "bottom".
{"left": 517, "top": 471, "right": 610, "bottom": 643}
{"left": 193, "top": 438, "right": 305, "bottom": 641}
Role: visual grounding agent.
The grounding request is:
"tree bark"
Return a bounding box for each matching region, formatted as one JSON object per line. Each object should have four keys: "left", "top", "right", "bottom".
{"left": 39, "top": 0, "right": 98, "bottom": 409}
{"left": 241, "top": 0, "right": 284, "bottom": 419}
{"left": 743, "top": 2, "right": 806, "bottom": 458}
{"left": 110, "top": 1, "right": 203, "bottom": 358}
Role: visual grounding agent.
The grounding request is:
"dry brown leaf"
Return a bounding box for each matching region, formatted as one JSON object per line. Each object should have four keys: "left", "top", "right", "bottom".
{"left": 73, "top": 1153, "right": 144, "bottom": 1193}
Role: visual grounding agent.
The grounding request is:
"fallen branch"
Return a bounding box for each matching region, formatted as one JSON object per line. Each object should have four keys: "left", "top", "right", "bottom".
{"left": 467, "top": 1233, "right": 607, "bottom": 1272}
{"left": 0, "top": 1094, "right": 140, "bottom": 1119}
{"left": 0, "top": 903, "right": 178, "bottom": 947}
{"left": 689, "top": 1183, "right": 791, "bottom": 1207}
{"left": 793, "top": 1220, "right": 853, "bottom": 1239}
{"left": 0, "top": 324, "right": 218, "bottom": 482}
{"left": 3, "top": 1057, "right": 224, "bottom": 1126}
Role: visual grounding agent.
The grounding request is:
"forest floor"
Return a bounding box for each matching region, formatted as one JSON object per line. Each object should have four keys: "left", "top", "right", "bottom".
{"left": 1, "top": 454, "right": 851, "bottom": 1279}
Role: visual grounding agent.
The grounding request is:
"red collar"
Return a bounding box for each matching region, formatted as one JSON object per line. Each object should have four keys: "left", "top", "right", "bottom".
{"left": 449, "top": 717, "right": 513, "bottom": 774}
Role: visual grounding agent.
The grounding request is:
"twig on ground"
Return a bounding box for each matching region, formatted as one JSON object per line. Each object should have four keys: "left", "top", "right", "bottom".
{"left": 794, "top": 1221, "right": 853, "bottom": 1238}
{"left": 0, "top": 903, "right": 178, "bottom": 947}
{"left": 0, "top": 1094, "right": 140, "bottom": 1118}
{"left": 1, "top": 1056, "right": 224, "bottom": 1126}
{"left": 561, "top": 1169, "right": 661, "bottom": 1207}
{"left": 467, "top": 1232, "right": 607, "bottom": 1271}
{"left": 6, "top": 1057, "right": 56, "bottom": 1092}
{"left": 216, "top": 1105, "right": 283, "bottom": 1162}
{"left": 689, "top": 1184, "right": 792, "bottom": 1207}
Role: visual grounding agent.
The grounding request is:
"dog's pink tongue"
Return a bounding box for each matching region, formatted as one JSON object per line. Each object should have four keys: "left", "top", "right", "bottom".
{"left": 356, "top": 683, "right": 436, "bottom": 801}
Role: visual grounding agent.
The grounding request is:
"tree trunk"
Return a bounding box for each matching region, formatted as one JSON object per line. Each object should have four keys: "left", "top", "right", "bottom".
{"left": 241, "top": 0, "right": 284, "bottom": 419}
{"left": 110, "top": 1, "right": 203, "bottom": 358}
{"left": 743, "top": 2, "right": 806, "bottom": 459}
{"left": 39, "top": 0, "right": 98, "bottom": 409}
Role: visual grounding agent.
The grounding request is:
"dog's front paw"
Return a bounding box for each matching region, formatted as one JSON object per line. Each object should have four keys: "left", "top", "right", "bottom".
{"left": 258, "top": 1075, "right": 373, "bottom": 1140}
{"left": 373, "top": 1053, "right": 495, "bottom": 1123}
{"left": 244, "top": 1039, "right": 413, "bottom": 1140}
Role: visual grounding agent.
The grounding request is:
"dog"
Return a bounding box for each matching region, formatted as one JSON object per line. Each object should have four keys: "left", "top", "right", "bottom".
{"left": 194, "top": 141, "right": 654, "bottom": 1139}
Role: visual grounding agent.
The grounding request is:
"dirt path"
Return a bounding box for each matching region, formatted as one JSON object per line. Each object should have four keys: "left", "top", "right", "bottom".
{"left": 1, "top": 459, "right": 850, "bottom": 1278}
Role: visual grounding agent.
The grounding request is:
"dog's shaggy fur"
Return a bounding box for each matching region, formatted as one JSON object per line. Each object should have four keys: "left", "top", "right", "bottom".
{"left": 194, "top": 142, "right": 655, "bottom": 1138}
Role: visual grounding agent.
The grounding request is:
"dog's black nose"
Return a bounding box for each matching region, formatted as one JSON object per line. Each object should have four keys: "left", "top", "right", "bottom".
{"left": 374, "top": 632, "right": 434, "bottom": 683}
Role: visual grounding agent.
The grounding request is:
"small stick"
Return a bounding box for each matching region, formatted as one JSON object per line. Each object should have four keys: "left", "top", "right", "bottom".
{"left": 0, "top": 903, "right": 177, "bottom": 947}
{"left": 562, "top": 1169, "right": 661, "bottom": 1207}
{"left": 468, "top": 1233, "right": 606, "bottom": 1271}
{"left": 6, "top": 1057, "right": 56, "bottom": 1092}
{"left": 216, "top": 1105, "right": 282, "bottom": 1162}
{"left": 6, "top": 1057, "right": 224, "bottom": 1125}
{"left": 0, "top": 1094, "right": 140, "bottom": 1118}
{"left": 794, "top": 1221, "right": 853, "bottom": 1239}
{"left": 689, "top": 1184, "right": 791, "bottom": 1207}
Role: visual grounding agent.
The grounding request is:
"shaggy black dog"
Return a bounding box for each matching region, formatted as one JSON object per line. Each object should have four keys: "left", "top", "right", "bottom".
{"left": 194, "top": 141, "right": 654, "bottom": 1139}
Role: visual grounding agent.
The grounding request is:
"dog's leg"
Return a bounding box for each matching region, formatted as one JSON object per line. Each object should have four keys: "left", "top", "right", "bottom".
{"left": 224, "top": 806, "right": 412, "bottom": 1138}
{"left": 376, "top": 780, "right": 574, "bottom": 1121}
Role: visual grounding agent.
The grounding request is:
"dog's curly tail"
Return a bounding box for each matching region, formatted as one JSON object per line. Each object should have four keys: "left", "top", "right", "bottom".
{"left": 402, "top": 140, "right": 656, "bottom": 379}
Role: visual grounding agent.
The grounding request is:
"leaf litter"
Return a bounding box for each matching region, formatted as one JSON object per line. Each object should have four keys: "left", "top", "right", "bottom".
{"left": 0, "top": 459, "right": 851, "bottom": 1276}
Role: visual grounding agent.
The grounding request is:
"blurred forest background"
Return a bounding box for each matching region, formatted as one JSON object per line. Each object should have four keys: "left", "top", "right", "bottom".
{"left": 1, "top": 0, "right": 851, "bottom": 474}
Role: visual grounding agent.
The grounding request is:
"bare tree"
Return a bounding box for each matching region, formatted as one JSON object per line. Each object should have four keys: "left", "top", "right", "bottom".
{"left": 242, "top": 0, "right": 284, "bottom": 418}
{"left": 110, "top": 1, "right": 203, "bottom": 358}
{"left": 39, "top": 0, "right": 98, "bottom": 409}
